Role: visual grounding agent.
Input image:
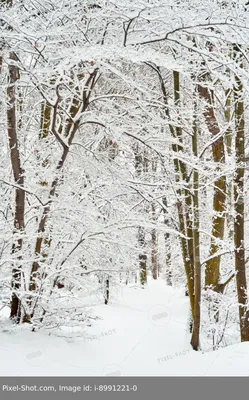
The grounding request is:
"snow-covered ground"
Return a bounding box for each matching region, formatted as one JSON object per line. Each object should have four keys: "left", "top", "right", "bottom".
{"left": 0, "top": 279, "right": 248, "bottom": 376}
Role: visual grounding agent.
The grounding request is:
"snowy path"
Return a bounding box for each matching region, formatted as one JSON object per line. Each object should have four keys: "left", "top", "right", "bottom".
{"left": 0, "top": 280, "right": 248, "bottom": 376}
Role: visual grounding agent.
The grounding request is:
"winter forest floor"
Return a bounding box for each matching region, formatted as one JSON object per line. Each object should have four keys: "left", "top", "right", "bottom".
{"left": 0, "top": 279, "right": 248, "bottom": 376}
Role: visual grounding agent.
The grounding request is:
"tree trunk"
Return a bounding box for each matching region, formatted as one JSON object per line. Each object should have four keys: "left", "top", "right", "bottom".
{"left": 173, "top": 71, "right": 195, "bottom": 279}
{"left": 151, "top": 65, "right": 195, "bottom": 313}
{"left": 151, "top": 172, "right": 158, "bottom": 280}
{"left": 134, "top": 144, "right": 148, "bottom": 286}
{"left": 7, "top": 52, "right": 25, "bottom": 323}
{"left": 224, "top": 88, "right": 233, "bottom": 239}
{"left": 40, "top": 100, "right": 51, "bottom": 139}
{"left": 172, "top": 71, "right": 195, "bottom": 317}
{"left": 233, "top": 46, "right": 249, "bottom": 342}
{"left": 190, "top": 94, "right": 201, "bottom": 350}
{"left": 151, "top": 228, "right": 158, "bottom": 280}
{"left": 162, "top": 197, "right": 172, "bottom": 285}
{"left": 139, "top": 227, "right": 147, "bottom": 286}
{"left": 197, "top": 77, "right": 226, "bottom": 291}
{"left": 104, "top": 277, "right": 110, "bottom": 305}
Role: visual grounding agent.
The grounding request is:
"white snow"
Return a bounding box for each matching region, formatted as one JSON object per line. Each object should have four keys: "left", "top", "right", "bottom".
{"left": 0, "top": 279, "right": 248, "bottom": 376}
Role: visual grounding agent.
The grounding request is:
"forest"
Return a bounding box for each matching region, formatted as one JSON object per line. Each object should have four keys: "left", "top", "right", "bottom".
{"left": 1, "top": 0, "right": 249, "bottom": 376}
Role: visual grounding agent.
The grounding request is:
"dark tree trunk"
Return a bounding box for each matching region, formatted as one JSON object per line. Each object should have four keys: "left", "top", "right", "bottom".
{"left": 233, "top": 47, "right": 249, "bottom": 342}
{"left": 104, "top": 278, "right": 110, "bottom": 305}
{"left": 190, "top": 94, "right": 201, "bottom": 351}
{"left": 138, "top": 227, "right": 147, "bottom": 286}
{"left": 7, "top": 52, "right": 25, "bottom": 323}
{"left": 197, "top": 79, "right": 226, "bottom": 292}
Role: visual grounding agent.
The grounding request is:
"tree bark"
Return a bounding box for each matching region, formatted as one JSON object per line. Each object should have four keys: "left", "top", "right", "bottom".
{"left": 7, "top": 52, "right": 25, "bottom": 323}
{"left": 233, "top": 46, "right": 249, "bottom": 342}
{"left": 151, "top": 159, "right": 158, "bottom": 280}
{"left": 190, "top": 94, "right": 201, "bottom": 350}
{"left": 197, "top": 78, "right": 226, "bottom": 291}
{"left": 104, "top": 277, "right": 110, "bottom": 305}
{"left": 134, "top": 145, "right": 148, "bottom": 286}
{"left": 138, "top": 227, "right": 147, "bottom": 286}
{"left": 149, "top": 65, "right": 195, "bottom": 311}
{"left": 172, "top": 71, "right": 195, "bottom": 317}
{"left": 224, "top": 88, "right": 234, "bottom": 239}
{"left": 162, "top": 197, "right": 172, "bottom": 285}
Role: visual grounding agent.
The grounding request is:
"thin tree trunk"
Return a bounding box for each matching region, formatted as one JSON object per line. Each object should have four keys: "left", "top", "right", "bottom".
{"left": 151, "top": 158, "right": 158, "bottom": 280}
{"left": 190, "top": 94, "right": 201, "bottom": 350}
{"left": 172, "top": 71, "right": 195, "bottom": 316}
{"left": 138, "top": 227, "right": 147, "bottom": 286}
{"left": 134, "top": 144, "right": 148, "bottom": 286}
{"left": 173, "top": 71, "right": 195, "bottom": 278}
{"left": 104, "top": 277, "right": 110, "bottom": 305}
{"left": 233, "top": 46, "right": 249, "bottom": 342}
{"left": 4, "top": 0, "right": 26, "bottom": 323}
{"left": 7, "top": 52, "right": 25, "bottom": 323}
{"left": 224, "top": 88, "right": 233, "bottom": 239}
{"left": 162, "top": 197, "right": 172, "bottom": 285}
{"left": 151, "top": 223, "right": 158, "bottom": 280}
{"left": 150, "top": 65, "right": 195, "bottom": 313}
{"left": 165, "top": 240, "right": 172, "bottom": 285}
